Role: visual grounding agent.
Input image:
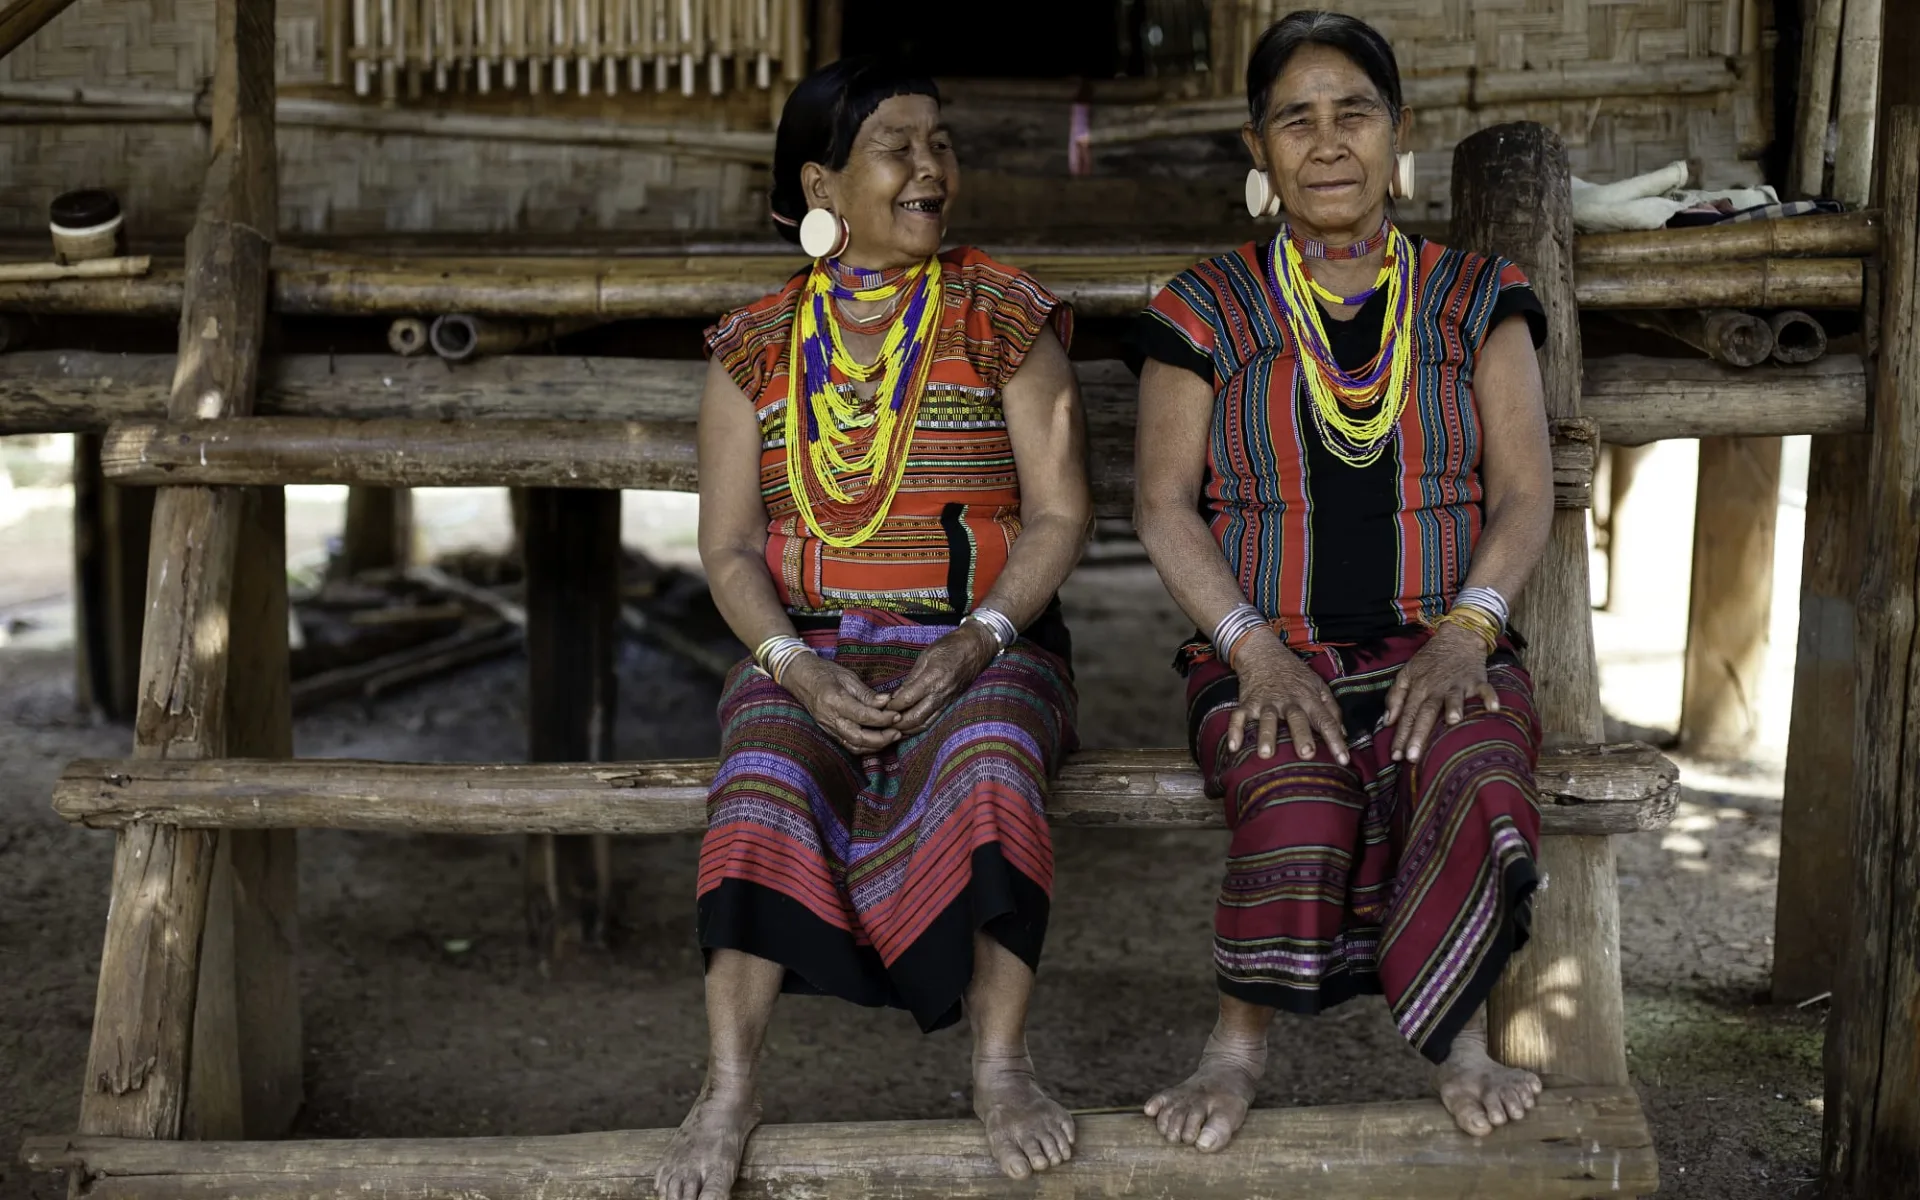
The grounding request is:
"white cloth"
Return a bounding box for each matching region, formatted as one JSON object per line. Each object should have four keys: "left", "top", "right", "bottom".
{"left": 1569, "top": 161, "right": 1783, "bottom": 233}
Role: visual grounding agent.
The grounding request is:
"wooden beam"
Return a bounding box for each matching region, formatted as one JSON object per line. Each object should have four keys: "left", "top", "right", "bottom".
{"left": 0, "top": 0, "right": 79, "bottom": 59}
{"left": 1680, "top": 436, "right": 1784, "bottom": 755}
{"left": 76, "top": 0, "right": 283, "bottom": 1144}
{"left": 339, "top": 487, "right": 413, "bottom": 576}
{"left": 1452, "top": 123, "right": 1627, "bottom": 1091}
{"left": 93, "top": 413, "right": 1596, "bottom": 514}
{"left": 49, "top": 743, "right": 1679, "bottom": 838}
{"left": 0, "top": 252, "right": 1870, "bottom": 320}
{"left": 521, "top": 489, "right": 621, "bottom": 957}
{"left": 21, "top": 1085, "right": 1658, "bottom": 1200}
{"left": 1823, "top": 103, "right": 1920, "bottom": 1200}
{"left": 1582, "top": 354, "right": 1867, "bottom": 443}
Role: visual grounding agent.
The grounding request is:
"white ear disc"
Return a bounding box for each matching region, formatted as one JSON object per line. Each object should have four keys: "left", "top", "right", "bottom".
{"left": 799, "top": 208, "right": 846, "bottom": 259}
{"left": 1245, "top": 168, "right": 1279, "bottom": 220}
{"left": 1393, "top": 152, "right": 1416, "bottom": 201}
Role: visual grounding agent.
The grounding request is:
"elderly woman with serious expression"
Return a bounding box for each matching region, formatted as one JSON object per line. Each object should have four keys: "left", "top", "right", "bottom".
{"left": 1133, "top": 9, "right": 1558, "bottom": 1149}
{"left": 655, "top": 58, "right": 1091, "bottom": 1200}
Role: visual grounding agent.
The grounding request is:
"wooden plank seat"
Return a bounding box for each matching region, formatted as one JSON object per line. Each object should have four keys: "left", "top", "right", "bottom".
{"left": 23, "top": 1085, "right": 1659, "bottom": 1200}
{"left": 51, "top": 743, "right": 1679, "bottom": 837}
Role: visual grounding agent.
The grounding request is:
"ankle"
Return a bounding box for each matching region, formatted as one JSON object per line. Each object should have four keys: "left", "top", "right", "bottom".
{"left": 973, "top": 1045, "right": 1036, "bottom": 1073}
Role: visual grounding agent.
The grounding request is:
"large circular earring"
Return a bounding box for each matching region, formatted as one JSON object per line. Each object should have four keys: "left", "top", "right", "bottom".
{"left": 1391, "top": 152, "right": 1416, "bottom": 201}
{"left": 799, "top": 207, "right": 849, "bottom": 259}
{"left": 1244, "top": 168, "right": 1281, "bottom": 219}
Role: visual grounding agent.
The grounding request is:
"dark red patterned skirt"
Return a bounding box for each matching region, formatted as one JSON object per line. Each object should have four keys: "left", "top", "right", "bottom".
{"left": 1185, "top": 628, "right": 1541, "bottom": 1062}
{"left": 697, "top": 608, "right": 1077, "bottom": 1032}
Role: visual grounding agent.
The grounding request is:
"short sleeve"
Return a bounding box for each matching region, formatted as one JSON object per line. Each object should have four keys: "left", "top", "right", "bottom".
{"left": 1133, "top": 274, "right": 1218, "bottom": 383}
{"left": 701, "top": 272, "right": 807, "bottom": 403}
{"left": 951, "top": 249, "right": 1073, "bottom": 391}
{"left": 1486, "top": 261, "right": 1548, "bottom": 350}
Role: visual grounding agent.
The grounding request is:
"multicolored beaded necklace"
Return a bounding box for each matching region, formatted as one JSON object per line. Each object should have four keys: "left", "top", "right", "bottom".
{"left": 1265, "top": 221, "right": 1419, "bottom": 468}
{"left": 783, "top": 255, "right": 945, "bottom": 547}
{"left": 1287, "top": 217, "right": 1390, "bottom": 260}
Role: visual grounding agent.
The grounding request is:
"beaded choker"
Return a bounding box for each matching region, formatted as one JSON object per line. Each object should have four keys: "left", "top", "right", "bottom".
{"left": 1287, "top": 218, "right": 1390, "bottom": 260}
{"left": 1266, "top": 224, "right": 1418, "bottom": 468}
{"left": 824, "top": 257, "right": 914, "bottom": 332}
{"left": 784, "top": 255, "right": 945, "bottom": 548}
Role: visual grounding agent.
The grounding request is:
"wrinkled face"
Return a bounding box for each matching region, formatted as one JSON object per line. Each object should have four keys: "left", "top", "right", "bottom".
{"left": 803, "top": 94, "right": 958, "bottom": 268}
{"left": 1243, "top": 43, "right": 1408, "bottom": 236}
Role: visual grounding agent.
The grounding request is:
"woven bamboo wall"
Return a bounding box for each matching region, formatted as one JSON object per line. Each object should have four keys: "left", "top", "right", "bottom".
{"left": 0, "top": 0, "right": 1767, "bottom": 237}
{"left": 1210, "top": 0, "right": 1769, "bottom": 219}
{"left": 0, "top": 0, "right": 769, "bottom": 238}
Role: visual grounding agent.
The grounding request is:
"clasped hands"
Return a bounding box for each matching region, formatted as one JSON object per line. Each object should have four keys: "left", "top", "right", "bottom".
{"left": 1227, "top": 624, "right": 1500, "bottom": 764}
{"left": 783, "top": 622, "right": 1001, "bottom": 753}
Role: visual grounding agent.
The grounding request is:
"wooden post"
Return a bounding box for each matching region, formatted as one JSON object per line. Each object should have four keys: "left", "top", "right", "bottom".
{"left": 1601, "top": 443, "right": 1652, "bottom": 612}
{"left": 339, "top": 486, "right": 413, "bottom": 576}
{"left": 0, "top": 0, "right": 82, "bottom": 58}
{"left": 1451, "top": 123, "right": 1627, "bottom": 1090}
{"left": 1680, "top": 436, "right": 1783, "bottom": 756}
{"left": 77, "top": 0, "right": 293, "bottom": 1142}
{"left": 1774, "top": 433, "right": 1869, "bottom": 1001}
{"left": 1822, "top": 102, "right": 1920, "bottom": 1199}
{"left": 72, "top": 435, "right": 154, "bottom": 720}
{"left": 810, "top": 0, "right": 841, "bottom": 67}
{"left": 521, "top": 488, "right": 621, "bottom": 956}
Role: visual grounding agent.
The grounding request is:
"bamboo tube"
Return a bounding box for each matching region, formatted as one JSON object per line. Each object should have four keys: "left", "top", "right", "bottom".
{"left": 502, "top": 0, "right": 520, "bottom": 88}
{"left": 0, "top": 256, "right": 150, "bottom": 283}
{"left": 353, "top": 0, "right": 371, "bottom": 93}
{"left": 781, "top": 0, "right": 801, "bottom": 82}
{"left": 380, "top": 0, "right": 396, "bottom": 99}
{"left": 1832, "top": 0, "right": 1883, "bottom": 207}
{"left": 326, "top": 0, "right": 348, "bottom": 86}
{"left": 1616, "top": 308, "right": 1775, "bottom": 367}
{"left": 427, "top": 313, "right": 597, "bottom": 360}
{"left": 1574, "top": 258, "right": 1863, "bottom": 310}
{"left": 387, "top": 317, "right": 430, "bottom": 356}
{"left": 1573, "top": 211, "right": 1880, "bottom": 265}
{"left": 1769, "top": 310, "right": 1829, "bottom": 364}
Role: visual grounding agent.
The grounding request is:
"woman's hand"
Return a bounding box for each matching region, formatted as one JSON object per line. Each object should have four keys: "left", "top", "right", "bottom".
{"left": 1383, "top": 625, "right": 1500, "bottom": 763}
{"left": 781, "top": 654, "right": 903, "bottom": 754}
{"left": 1228, "top": 636, "right": 1351, "bottom": 764}
{"left": 882, "top": 623, "right": 1000, "bottom": 734}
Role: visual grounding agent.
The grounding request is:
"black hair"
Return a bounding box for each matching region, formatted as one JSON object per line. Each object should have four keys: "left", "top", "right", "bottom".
{"left": 768, "top": 56, "right": 942, "bottom": 244}
{"left": 1245, "top": 10, "right": 1404, "bottom": 127}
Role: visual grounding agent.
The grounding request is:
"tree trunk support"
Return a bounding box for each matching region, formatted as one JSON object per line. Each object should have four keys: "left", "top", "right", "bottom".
{"left": 77, "top": 0, "right": 296, "bottom": 1145}
{"left": 1451, "top": 123, "right": 1628, "bottom": 1092}
{"left": 339, "top": 486, "right": 413, "bottom": 576}
{"left": 521, "top": 488, "right": 621, "bottom": 957}
{"left": 1680, "top": 436, "right": 1783, "bottom": 756}
{"left": 72, "top": 434, "right": 153, "bottom": 720}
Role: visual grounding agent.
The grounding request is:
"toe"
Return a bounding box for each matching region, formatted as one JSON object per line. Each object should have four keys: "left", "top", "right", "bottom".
{"left": 991, "top": 1135, "right": 1032, "bottom": 1181}
{"left": 1480, "top": 1089, "right": 1509, "bottom": 1126}
{"left": 1057, "top": 1113, "right": 1078, "bottom": 1148}
{"left": 1038, "top": 1131, "right": 1066, "bottom": 1167}
{"left": 1499, "top": 1083, "right": 1532, "bottom": 1121}
{"left": 1020, "top": 1135, "right": 1051, "bottom": 1173}
{"left": 1155, "top": 1104, "right": 1181, "bottom": 1141}
{"left": 1143, "top": 1093, "right": 1167, "bottom": 1118}
{"left": 1178, "top": 1106, "right": 1207, "bottom": 1145}
{"left": 1451, "top": 1096, "right": 1493, "bottom": 1137}
{"left": 1195, "top": 1110, "right": 1238, "bottom": 1153}
{"left": 696, "top": 1178, "right": 731, "bottom": 1200}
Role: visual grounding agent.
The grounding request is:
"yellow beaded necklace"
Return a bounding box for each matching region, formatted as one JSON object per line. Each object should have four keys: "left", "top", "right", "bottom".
{"left": 783, "top": 256, "right": 945, "bottom": 548}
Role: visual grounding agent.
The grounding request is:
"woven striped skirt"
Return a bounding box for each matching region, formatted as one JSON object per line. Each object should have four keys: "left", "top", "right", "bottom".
{"left": 697, "top": 608, "right": 1076, "bottom": 1032}
{"left": 1185, "top": 628, "right": 1542, "bottom": 1062}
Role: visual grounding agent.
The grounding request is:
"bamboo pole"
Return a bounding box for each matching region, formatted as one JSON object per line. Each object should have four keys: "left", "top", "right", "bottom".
{"left": 1769, "top": 310, "right": 1830, "bottom": 363}
{"left": 386, "top": 316, "right": 429, "bottom": 355}
{"left": 1573, "top": 211, "right": 1879, "bottom": 264}
{"left": 1680, "top": 436, "right": 1784, "bottom": 755}
{"left": 427, "top": 313, "right": 597, "bottom": 359}
{"left": 1615, "top": 308, "right": 1776, "bottom": 366}
{"left": 1794, "top": 0, "right": 1844, "bottom": 197}
{"left": 1832, "top": 0, "right": 1884, "bottom": 208}
{"left": 0, "top": 255, "right": 149, "bottom": 282}
{"left": 0, "top": 0, "right": 80, "bottom": 59}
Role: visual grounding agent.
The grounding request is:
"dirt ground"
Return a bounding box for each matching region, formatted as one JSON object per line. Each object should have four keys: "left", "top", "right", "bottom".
{"left": 0, "top": 453, "right": 1825, "bottom": 1200}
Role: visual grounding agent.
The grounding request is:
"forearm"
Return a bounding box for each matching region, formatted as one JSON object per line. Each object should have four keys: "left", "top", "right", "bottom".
{"left": 1136, "top": 501, "right": 1261, "bottom": 640}
{"left": 977, "top": 510, "right": 1090, "bottom": 631}
{"left": 704, "top": 546, "right": 798, "bottom": 651}
{"left": 1460, "top": 490, "right": 1552, "bottom": 606}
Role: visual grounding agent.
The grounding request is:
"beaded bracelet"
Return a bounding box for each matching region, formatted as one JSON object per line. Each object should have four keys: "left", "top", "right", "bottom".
{"left": 752, "top": 634, "right": 813, "bottom": 686}
{"left": 964, "top": 607, "right": 1018, "bottom": 656}
{"left": 1212, "top": 602, "right": 1269, "bottom": 668}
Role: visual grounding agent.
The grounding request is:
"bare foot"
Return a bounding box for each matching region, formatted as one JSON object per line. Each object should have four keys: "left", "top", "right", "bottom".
{"left": 656, "top": 1072, "right": 760, "bottom": 1200}
{"left": 974, "top": 1052, "right": 1076, "bottom": 1179}
{"left": 1144, "top": 1024, "right": 1268, "bottom": 1153}
{"left": 1435, "top": 1027, "right": 1542, "bottom": 1137}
